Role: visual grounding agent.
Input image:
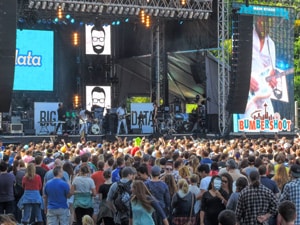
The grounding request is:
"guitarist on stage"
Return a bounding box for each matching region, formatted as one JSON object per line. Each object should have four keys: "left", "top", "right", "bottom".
{"left": 117, "top": 103, "right": 128, "bottom": 135}
{"left": 244, "top": 16, "right": 278, "bottom": 118}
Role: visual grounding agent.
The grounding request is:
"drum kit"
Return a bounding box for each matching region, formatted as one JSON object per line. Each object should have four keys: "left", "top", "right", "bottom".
{"left": 65, "top": 110, "right": 103, "bottom": 135}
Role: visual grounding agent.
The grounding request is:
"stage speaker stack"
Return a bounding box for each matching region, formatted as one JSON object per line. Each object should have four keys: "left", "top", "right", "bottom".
{"left": 226, "top": 13, "right": 253, "bottom": 113}
{"left": 109, "top": 113, "right": 118, "bottom": 134}
{"left": 0, "top": 0, "right": 17, "bottom": 112}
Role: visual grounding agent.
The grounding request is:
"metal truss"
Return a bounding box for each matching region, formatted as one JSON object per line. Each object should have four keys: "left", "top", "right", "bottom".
{"left": 217, "top": 0, "right": 230, "bottom": 136}
{"left": 27, "top": 0, "right": 213, "bottom": 19}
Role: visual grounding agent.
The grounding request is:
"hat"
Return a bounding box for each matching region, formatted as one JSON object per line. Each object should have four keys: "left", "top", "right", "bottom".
{"left": 97, "top": 143, "right": 102, "bottom": 148}
{"left": 291, "top": 164, "right": 300, "bottom": 178}
{"left": 226, "top": 159, "right": 237, "bottom": 169}
{"left": 151, "top": 165, "right": 161, "bottom": 177}
{"left": 23, "top": 145, "right": 29, "bottom": 150}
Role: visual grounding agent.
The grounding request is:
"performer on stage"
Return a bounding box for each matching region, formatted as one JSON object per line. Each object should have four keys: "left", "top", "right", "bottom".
{"left": 55, "top": 103, "right": 67, "bottom": 134}
{"left": 116, "top": 103, "right": 128, "bottom": 135}
{"left": 79, "top": 108, "right": 89, "bottom": 137}
{"left": 152, "top": 102, "right": 158, "bottom": 133}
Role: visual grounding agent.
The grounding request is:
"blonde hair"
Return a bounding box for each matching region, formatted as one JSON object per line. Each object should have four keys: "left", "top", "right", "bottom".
{"left": 273, "top": 164, "right": 290, "bottom": 191}
{"left": 25, "top": 163, "right": 36, "bottom": 180}
{"left": 178, "top": 179, "right": 189, "bottom": 194}
{"left": 82, "top": 215, "right": 94, "bottom": 225}
{"left": 179, "top": 166, "right": 191, "bottom": 179}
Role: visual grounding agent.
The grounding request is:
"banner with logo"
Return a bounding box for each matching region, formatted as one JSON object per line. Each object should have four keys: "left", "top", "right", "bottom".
{"left": 131, "top": 103, "right": 154, "bottom": 133}
{"left": 34, "top": 102, "right": 59, "bottom": 135}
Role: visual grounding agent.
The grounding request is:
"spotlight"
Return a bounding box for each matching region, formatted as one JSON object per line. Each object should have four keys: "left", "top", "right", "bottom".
{"left": 41, "top": 1, "right": 47, "bottom": 9}
{"left": 129, "top": 8, "right": 135, "bottom": 15}
{"left": 106, "top": 6, "right": 112, "bottom": 13}
{"left": 135, "top": 8, "right": 140, "bottom": 15}
{"left": 68, "top": 3, "right": 74, "bottom": 11}
{"left": 125, "top": 18, "right": 129, "bottom": 22}
{"left": 74, "top": 4, "right": 80, "bottom": 11}
{"left": 86, "top": 4, "right": 92, "bottom": 12}
{"left": 47, "top": 2, "right": 53, "bottom": 10}
{"left": 177, "top": 11, "right": 183, "bottom": 18}
{"left": 204, "top": 12, "right": 209, "bottom": 19}
{"left": 98, "top": 5, "right": 104, "bottom": 13}
{"left": 179, "top": 20, "right": 184, "bottom": 25}
{"left": 193, "top": 11, "right": 200, "bottom": 19}
{"left": 153, "top": 9, "right": 159, "bottom": 16}
{"left": 66, "top": 14, "right": 71, "bottom": 19}
{"left": 148, "top": 8, "right": 154, "bottom": 16}
{"left": 34, "top": 1, "right": 41, "bottom": 9}
{"left": 124, "top": 7, "right": 130, "bottom": 14}
{"left": 28, "top": 0, "right": 34, "bottom": 9}
{"left": 92, "top": 5, "right": 99, "bottom": 13}
{"left": 159, "top": 9, "right": 165, "bottom": 16}
{"left": 116, "top": 20, "right": 120, "bottom": 25}
{"left": 183, "top": 11, "right": 188, "bottom": 18}
{"left": 81, "top": 4, "right": 86, "bottom": 12}
{"left": 70, "top": 18, "right": 75, "bottom": 24}
{"left": 164, "top": 10, "right": 170, "bottom": 17}
{"left": 199, "top": 12, "right": 204, "bottom": 19}
{"left": 61, "top": 3, "right": 65, "bottom": 10}
{"left": 118, "top": 6, "right": 124, "bottom": 14}
{"left": 112, "top": 6, "right": 118, "bottom": 14}
{"left": 54, "top": 3, "right": 60, "bottom": 10}
{"left": 170, "top": 10, "right": 175, "bottom": 17}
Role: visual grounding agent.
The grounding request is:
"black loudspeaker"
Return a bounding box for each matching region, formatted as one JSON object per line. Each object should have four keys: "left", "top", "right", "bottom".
{"left": 0, "top": 0, "right": 17, "bottom": 112}
{"left": 190, "top": 61, "right": 206, "bottom": 84}
{"left": 226, "top": 14, "right": 253, "bottom": 113}
{"left": 108, "top": 114, "right": 118, "bottom": 134}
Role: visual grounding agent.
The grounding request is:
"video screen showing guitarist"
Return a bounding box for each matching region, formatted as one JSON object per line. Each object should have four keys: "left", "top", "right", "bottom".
{"left": 242, "top": 16, "right": 292, "bottom": 119}
{"left": 117, "top": 103, "right": 128, "bottom": 135}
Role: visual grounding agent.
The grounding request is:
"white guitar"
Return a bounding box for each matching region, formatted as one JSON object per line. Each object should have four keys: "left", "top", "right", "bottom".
{"left": 246, "top": 66, "right": 294, "bottom": 116}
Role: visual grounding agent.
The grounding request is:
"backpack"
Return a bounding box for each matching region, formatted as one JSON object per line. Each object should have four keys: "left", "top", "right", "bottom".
{"left": 112, "top": 181, "right": 131, "bottom": 214}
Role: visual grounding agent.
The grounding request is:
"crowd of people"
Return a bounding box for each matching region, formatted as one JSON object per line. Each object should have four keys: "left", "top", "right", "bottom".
{"left": 0, "top": 134, "right": 299, "bottom": 225}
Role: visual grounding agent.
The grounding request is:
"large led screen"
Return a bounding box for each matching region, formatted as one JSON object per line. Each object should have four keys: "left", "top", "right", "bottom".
{"left": 233, "top": 5, "right": 295, "bottom": 132}
{"left": 14, "top": 29, "right": 54, "bottom": 91}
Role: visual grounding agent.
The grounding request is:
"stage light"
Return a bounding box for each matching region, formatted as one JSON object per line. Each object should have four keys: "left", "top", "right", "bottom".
{"left": 181, "top": 0, "right": 186, "bottom": 5}
{"left": 54, "top": 2, "right": 60, "bottom": 10}
{"left": 47, "top": 2, "right": 53, "bottom": 10}
{"left": 177, "top": 11, "right": 183, "bottom": 18}
{"left": 179, "top": 20, "right": 184, "bottom": 25}
{"left": 74, "top": 4, "right": 80, "bottom": 12}
{"left": 129, "top": 8, "right": 135, "bottom": 15}
{"left": 68, "top": 3, "right": 74, "bottom": 11}
{"left": 193, "top": 11, "right": 199, "bottom": 19}
{"left": 124, "top": 7, "right": 130, "bottom": 14}
{"left": 141, "top": 9, "right": 145, "bottom": 23}
{"left": 66, "top": 14, "right": 71, "bottom": 19}
{"left": 164, "top": 10, "right": 170, "bottom": 17}
{"left": 41, "top": 1, "right": 47, "bottom": 10}
{"left": 159, "top": 9, "right": 165, "bottom": 17}
{"left": 183, "top": 11, "right": 188, "bottom": 18}
{"left": 170, "top": 10, "right": 175, "bottom": 17}
{"left": 106, "top": 6, "right": 113, "bottom": 13}
{"left": 188, "top": 11, "right": 193, "bottom": 19}
{"left": 61, "top": 3, "right": 65, "bottom": 10}
{"left": 125, "top": 18, "right": 129, "bottom": 22}
{"left": 199, "top": 12, "right": 204, "bottom": 19}
{"left": 148, "top": 8, "right": 154, "bottom": 16}
{"left": 145, "top": 15, "right": 150, "bottom": 27}
{"left": 112, "top": 21, "right": 116, "bottom": 25}
{"left": 92, "top": 5, "right": 99, "bottom": 13}
{"left": 70, "top": 18, "right": 75, "bottom": 24}
{"left": 153, "top": 9, "right": 159, "bottom": 16}
{"left": 58, "top": 6, "right": 63, "bottom": 19}
{"left": 35, "top": 1, "right": 41, "bottom": 10}
{"left": 86, "top": 4, "right": 92, "bottom": 12}
{"left": 73, "top": 32, "right": 79, "bottom": 46}
{"left": 204, "top": 12, "right": 209, "bottom": 19}
{"left": 98, "top": 5, "right": 104, "bottom": 13}
{"left": 81, "top": 4, "right": 86, "bottom": 12}
{"left": 112, "top": 6, "right": 118, "bottom": 14}
{"left": 54, "top": 18, "right": 59, "bottom": 23}
{"left": 28, "top": 0, "right": 34, "bottom": 9}
{"left": 116, "top": 20, "right": 120, "bottom": 25}
{"left": 135, "top": 8, "right": 140, "bottom": 15}
{"left": 118, "top": 6, "right": 124, "bottom": 14}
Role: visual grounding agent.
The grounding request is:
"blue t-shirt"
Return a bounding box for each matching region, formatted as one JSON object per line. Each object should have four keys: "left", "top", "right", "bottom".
{"left": 112, "top": 167, "right": 121, "bottom": 183}
{"left": 45, "top": 178, "right": 70, "bottom": 209}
